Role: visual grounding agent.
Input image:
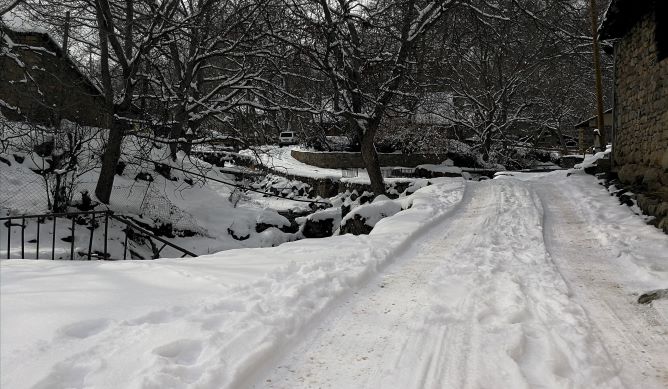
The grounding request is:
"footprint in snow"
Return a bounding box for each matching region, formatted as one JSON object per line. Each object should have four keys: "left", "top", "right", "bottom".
{"left": 125, "top": 306, "right": 188, "bottom": 326}
{"left": 152, "top": 339, "right": 203, "bottom": 365}
{"left": 57, "top": 318, "right": 111, "bottom": 339}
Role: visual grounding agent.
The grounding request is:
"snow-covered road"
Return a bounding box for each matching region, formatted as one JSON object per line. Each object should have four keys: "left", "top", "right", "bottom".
{"left": 2, "top": 173, "right": 667, "bottom": 389}
{"left": 254, "top": 178, "right": 661, "bottom": 389}
{"left": 537, "top": 178, "right": 668, "bottom": 387}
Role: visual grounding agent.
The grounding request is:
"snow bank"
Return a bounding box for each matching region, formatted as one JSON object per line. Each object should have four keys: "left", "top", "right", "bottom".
{"left": 549, "top": 170, "right": 668, "bottom": 289}
{"left": 0, "top": 178, "right": 466, "bottom": 389}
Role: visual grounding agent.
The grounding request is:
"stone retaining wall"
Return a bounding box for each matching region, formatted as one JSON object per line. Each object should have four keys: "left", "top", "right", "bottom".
{"left": 612, "top": 10, "right": 668, "bottom": 231}
{"left": 291, "top": 149, "right": 448, "bottom": 168}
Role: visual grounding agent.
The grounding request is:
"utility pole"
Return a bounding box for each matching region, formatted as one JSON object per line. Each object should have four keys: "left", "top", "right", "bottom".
{"left": 589, "top": 0, "right": 606, "bottom": 151}
{"left": 62, "top": 11, "right": 70, "bottom": 57}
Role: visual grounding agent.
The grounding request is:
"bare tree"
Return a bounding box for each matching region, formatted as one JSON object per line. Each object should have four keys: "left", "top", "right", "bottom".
{"left": 269, "top": 0, "right": 461, "bottom": 194}
{"left": 421, "top": 0, "right": 613, "bottom": 163}
{"left": 149, "top": 0, "right": 268, "bottom": 159}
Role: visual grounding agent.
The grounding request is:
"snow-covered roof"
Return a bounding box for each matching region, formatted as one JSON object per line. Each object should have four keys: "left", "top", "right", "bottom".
{"left": 1, "top": 13, "right": 104, "bottom": 96}
{"left": 574, "top": 108, "right": 613, "bottom": 128}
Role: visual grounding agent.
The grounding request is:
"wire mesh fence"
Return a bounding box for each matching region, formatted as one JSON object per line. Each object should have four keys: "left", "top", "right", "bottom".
{"left": 2, "top": 175, "right": 204, "bottom": 235}
{"left": 135, "top": 183, "right": 204, "bottom": 233}
{"left": 0, "top": 166, "right": 50, "bottom": 215}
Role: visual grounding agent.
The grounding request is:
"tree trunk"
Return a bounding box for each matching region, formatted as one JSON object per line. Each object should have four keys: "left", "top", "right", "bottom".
{"left": 169, "top": 106, "right": 187, "bottom": 160}
{"left": 94, "top": 3, "right": 120, "bottom": 204}
{"left": 359, "top": 128, "right": 385, "bottom": 195}
{"left": 95, "top": 126, "right": 123, "bottom": 203}
{"left": 481, "top": 132, "right": 492, "bottom": 162}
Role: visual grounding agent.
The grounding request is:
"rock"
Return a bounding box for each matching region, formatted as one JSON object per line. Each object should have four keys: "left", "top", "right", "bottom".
{"left": 302, "top": 208, "right": 341, "bottom": 238}
{"left": 638, "top": 289, "right": 668, "bottom": 304}
{"left": 135, "top": 171, "right": 154, "bottom": 182}
{"left": 228, "top": 219, "right": 251, "bottom": 240}
{"left": 228, "top": 227, "right": 250, "bottom": 241}
{"left": 339, "top": 214, "right": 373, "bottom": 235}
{"left": 302, "top": 218, "right": 335, "bottom": 238}
{"left": 256, "top": 209, "right": 291, "bottom": 233}
{"left": 558, "top": 155, "right": 584, "bottom": 169}
{"left": 339, "top": 199, "right": 402, "bottom": 236}
{"left": 154, "top": 162, "right": 174, "bottom": 180}
{"left": 358, "top": 192, "right": 373, "bottom": 205}
{"left": 116, "top": 160, "right": 127, "bottom": 175}
{"left": 277, "top": 210, "right": 309, "bottom": 234}
{"left": 33, "top": 138, "right": 54, "bottom": 157}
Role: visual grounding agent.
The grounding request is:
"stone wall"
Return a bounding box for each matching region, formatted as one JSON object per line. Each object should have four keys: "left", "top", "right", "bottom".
{"left": 291, "top": 149, "right": 449, "bottom": 168}
{"left": 0, "top": 30, "right": 107, "bottom": 127}
{"left": 612, "top": 10, "right": 668, "bottom": 231}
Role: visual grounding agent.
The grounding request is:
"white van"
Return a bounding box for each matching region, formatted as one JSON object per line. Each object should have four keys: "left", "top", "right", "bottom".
{"left": 279, "top": 131, "right": 297, "bottom": 146}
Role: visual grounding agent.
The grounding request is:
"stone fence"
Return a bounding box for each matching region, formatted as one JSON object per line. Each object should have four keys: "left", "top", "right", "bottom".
{"left": 291, "top": 149, "right": 448, "bottom": 168}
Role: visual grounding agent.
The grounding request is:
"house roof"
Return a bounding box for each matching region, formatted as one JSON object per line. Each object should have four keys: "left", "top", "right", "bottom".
{"left": 575, "top": 108, "right": 613, "bottom": 128}
{"left": 1, "top": 18, "right": 104, "bottom": 96}
{"left": 599, "top": 0, "right": 654, "bottom": 40}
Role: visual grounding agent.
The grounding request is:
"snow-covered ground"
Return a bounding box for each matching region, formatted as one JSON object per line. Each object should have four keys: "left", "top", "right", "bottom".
{"left": 2, "top": 172, "right": 667, "bottom": 388}
{"left": 243, "top": 146, "right": 344, "bottom": 179}
{"left": 0, "top": 123, "right": 318, "bottom": 259}
{"left": 243, "top": 146, "right": 440, "bottom": 185}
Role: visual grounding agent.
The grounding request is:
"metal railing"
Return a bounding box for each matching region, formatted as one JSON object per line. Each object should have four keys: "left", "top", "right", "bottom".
{"left": 1, "top": 210, "right": 197, "bottom": 260}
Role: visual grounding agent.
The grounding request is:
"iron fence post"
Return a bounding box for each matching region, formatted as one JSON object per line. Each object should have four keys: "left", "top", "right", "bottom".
{"left": 70, "top": 217, "right": 75, "bottom": 260}
{"left": 36, "top": 217, "right": 40, "bottom": 259}
{"left": 6, "top": 218, "right": 10, "bottom": 259}
{"left": 21, "top": 217, "right": 25, "bottom": 258}
{"left": 104, "top": 212, "right": 109, "bottom": 260}
{"left": 52, "top": 217, "right": 56, "bottom": 260}
{"left": 88, "top": 214, "right": 94, "bottom": 260}
{"left": 123, "top": 229, "right": 128, "bottom": 260}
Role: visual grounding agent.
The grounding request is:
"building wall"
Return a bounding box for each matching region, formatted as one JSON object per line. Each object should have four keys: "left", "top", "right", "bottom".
{"left": 574, "top": 111, "right": 613, "bottom": 146}
{"left": 0, "top": 31, "right": 108, "bottom": 127}
{"left": 613, "top": 10, "right": 668, "bottom": 231}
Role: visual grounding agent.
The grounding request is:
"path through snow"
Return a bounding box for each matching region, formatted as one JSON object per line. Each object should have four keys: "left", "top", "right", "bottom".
{"left": 536, "top": 175, "right": 668, "bottom": 387}
{"left": 254, "top": 178, "right": 642, "bottom": 388}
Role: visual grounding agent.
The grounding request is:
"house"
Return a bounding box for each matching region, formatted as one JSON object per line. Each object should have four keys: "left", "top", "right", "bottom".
{"left": 574, "top": 108, "right": 613, "bottom": 148}
{"left": 0, "top": 21, "right": 108, "bottom": 127}
{"left": 599, "top": 0, "right": 667, "bottom": 231}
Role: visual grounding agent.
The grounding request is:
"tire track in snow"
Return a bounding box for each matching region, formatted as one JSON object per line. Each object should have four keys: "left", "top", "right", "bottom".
{"left": 255, "top": 179, "right": 624, "bottom": 389}
{"left": 536, "top": 180, "right": 668, "bottom": 388}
